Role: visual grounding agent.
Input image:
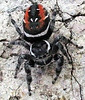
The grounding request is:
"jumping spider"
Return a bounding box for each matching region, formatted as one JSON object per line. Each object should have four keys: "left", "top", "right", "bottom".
{"left": 6, "top": 0, "right": 83, "bottom": 97}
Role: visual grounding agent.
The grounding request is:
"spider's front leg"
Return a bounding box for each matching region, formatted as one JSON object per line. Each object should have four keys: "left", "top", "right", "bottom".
{"left": 53, "top": 35, "right": 83, "bottom": 49}
{"left": 14, "top": 54, "right": 31, "bottom": 78}
{"left": 52, "top": 40, "right": 72, "bottom": 64}
{"left": 14, "top": 54, "right": 35, "bottom": 96}
{"left": 53, "top": 35, "right": 83, "bottom": 63}
{"left": 52, "top": 53, "right": 64, "bottom": 84}
{"left": 4, "top": 39, "right": 30, "bottom": 50}
{"left": 24, "top": 60, "right": 33, "bottom": 96}
{"left": 14, "top": 54, "right": 25, "bottom": 78}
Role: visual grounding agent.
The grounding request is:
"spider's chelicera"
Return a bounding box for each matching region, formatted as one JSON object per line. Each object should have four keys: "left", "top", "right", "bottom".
{"left": 7, "top": 0, "right": 83, "bottom": 96}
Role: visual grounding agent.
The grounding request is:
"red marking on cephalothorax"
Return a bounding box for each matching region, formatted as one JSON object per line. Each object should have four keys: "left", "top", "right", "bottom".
{"left": 40, "top": 21, "right": 44, "bottom": 28}
{"left": 25, "top": 24, "right": 30, "bottom": 30}
{"left": 38, "top": 5, "right": 46, "bottom": 21}
{"left": 31, "top": 27, "right": 33, "bottom": 29}
{"left": 36, "top": 26, "right": 38, "bottom": 29}
{"left": 24, "top": 7, "right": 30, "bottom": 23}
{"left": 24, "top": 7, "right": 30, "bottom": 30}
{"left": 38, "top": 5, "right": 46, "bottom": 28}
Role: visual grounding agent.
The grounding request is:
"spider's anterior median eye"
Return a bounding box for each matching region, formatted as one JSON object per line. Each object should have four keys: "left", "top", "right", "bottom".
{"left": 30, "top": 18, "right": 38, "bottom": 22}
{"left": 35, "top": 18, "right": 38, "bottom": 22}
{"left": 36, "top": 9, "right": 39, "bottom": 11}
{"left": 30, "top": 18, "right": 33, "bottom": 22}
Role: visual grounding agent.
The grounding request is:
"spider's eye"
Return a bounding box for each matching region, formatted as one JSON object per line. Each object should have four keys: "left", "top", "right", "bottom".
{"left": 30, "top": 18, "right": 38, "bottom": 22}
{"left": 35, "top": 18, "right": 38, "bottom": 22}
{"left": 36, "top": 9, "right": 39, "bottom": 11}
{"left": 30, "top": 18, "right": 33, "bottom": 22}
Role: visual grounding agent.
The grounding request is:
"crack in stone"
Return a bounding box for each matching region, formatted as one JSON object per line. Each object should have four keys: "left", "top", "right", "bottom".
{"left": 0, "top": 39, "right": 10, "bottom": 59}
{"left": 0, "top": 39, "right": 8, "bottom": 42}
{"left": 78, "top": 1, "right": 85, "bottom": 6}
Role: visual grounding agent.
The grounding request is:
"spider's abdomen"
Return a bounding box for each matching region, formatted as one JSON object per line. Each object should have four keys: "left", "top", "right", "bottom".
{"left": 23, "top": 3, "right": 52, "bottom": 43}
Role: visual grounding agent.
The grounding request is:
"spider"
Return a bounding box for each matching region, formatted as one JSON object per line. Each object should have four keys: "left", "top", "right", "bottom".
{"left": 6, "top": 0, "right": 83, "bottom": 96}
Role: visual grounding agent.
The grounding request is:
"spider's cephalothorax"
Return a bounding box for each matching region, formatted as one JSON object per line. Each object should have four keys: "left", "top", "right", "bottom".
{"left": 23, "top": 3, "right": 51, "bottom": 43}
{"left": 7, "top": 0, "right": 83, "bottom": 98}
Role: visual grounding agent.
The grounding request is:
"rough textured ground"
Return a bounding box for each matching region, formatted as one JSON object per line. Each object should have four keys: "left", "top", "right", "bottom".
{"left": 0, "top": 0, "right": 85, "bottom": 100}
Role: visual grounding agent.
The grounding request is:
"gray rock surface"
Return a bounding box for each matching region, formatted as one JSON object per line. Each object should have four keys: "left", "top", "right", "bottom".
{"left": 0, "top": 0, "right": 85, "bottom": 100}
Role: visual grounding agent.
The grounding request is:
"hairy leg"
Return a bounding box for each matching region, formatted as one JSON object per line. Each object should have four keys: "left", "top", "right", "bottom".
{"left": 5, "top": 40, "right": 30, "bottom": 50}
{"left": 53, "top": 35, "right": 83, "bottom": 62}
{"left": 14, "top": 54, "right": 25, "bottom": 78}
{"left": 9, "top": 14, "right": 23, "bottom": 37}
{"left": 29, "top": 0, "right": 35, "bottom": 4}
{"left": 53, "top": 35, "right": 83, "bottom": 48}
{"left": 50, "top": 1, "right": 59, "bottom": 32}
{"left": 14, "top": 54, "right": 33, "bottom": 78}
{"left": 54, "top": 42, "right": 72, "bottom": 64}
{"left": 24, "top": 61, "right": 32, "bottom": 96}
{"left": 52, "top": 53, "right": 64, "bottom": 84}
{"left": 59, "top": 36, "right": 83, "bottom": 48}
